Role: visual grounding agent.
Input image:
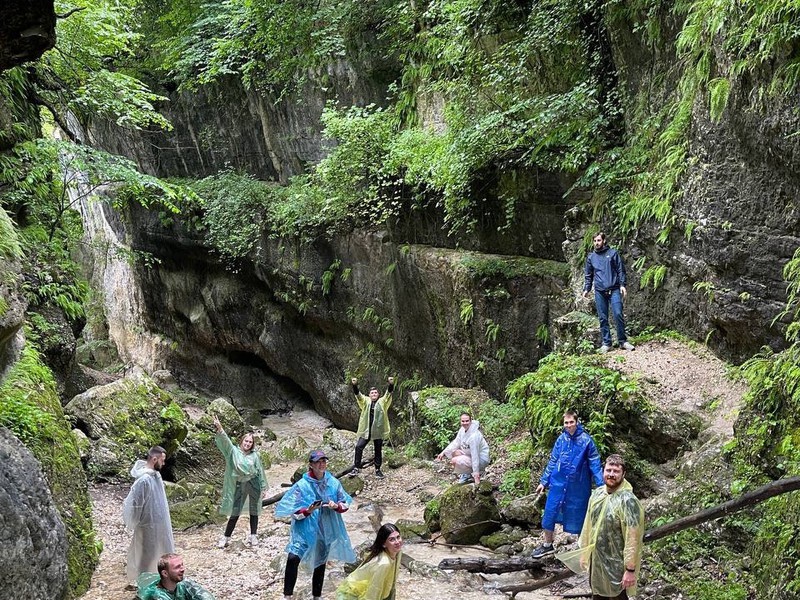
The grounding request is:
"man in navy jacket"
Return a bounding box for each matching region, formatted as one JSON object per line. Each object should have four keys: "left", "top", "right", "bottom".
{"left": 583, "top": 232, "right": 634, "bottom": 353}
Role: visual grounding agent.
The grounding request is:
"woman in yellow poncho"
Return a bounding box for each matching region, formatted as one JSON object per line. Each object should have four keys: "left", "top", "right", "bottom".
{"left": 213, "top": 415, "right": 267, "bottom": 548}
{"left": 336, "top": 523, "right": 403, "bottom": 600}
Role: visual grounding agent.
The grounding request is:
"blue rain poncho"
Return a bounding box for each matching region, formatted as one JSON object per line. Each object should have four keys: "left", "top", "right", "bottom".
{"left": 122, "top": 460, "right": 175, "bottom": 581}
{"left": 336, "top": 551, "right": 401, "bottom": 600}
{"left": 557, "top": 479, "right": 644, "bottom": 597}
{"left": 136, "top": 573, "right": 217, "bottom": 600}
{"left": 539, "top": 424, "right": 603, "bottom": 534}
{"left": 215, "top": 432, "right": 266, "bottom": 516}
{"left": 275, "top": 470, "right": 356, "bottom": 568}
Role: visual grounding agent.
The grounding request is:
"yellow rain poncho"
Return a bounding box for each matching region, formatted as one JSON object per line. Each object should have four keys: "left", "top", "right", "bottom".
{"left": 355, "top": 390, "right": 392, "bottom": 440}
{"left": 336, "top": 551, "right": 401, "bottom": 600}
{"left": 215, "top": 432, "right": 266, "bottom": 516}
{"left": 557, "top": 479, "right": 644, "bottom": 597}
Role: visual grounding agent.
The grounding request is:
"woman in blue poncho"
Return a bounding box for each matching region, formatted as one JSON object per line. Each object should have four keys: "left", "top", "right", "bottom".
{"left": 532, "top": 410, "right": 604, "bottom": 558}
{"left": 276, "top": 449, "right": 356, "bottom": 600}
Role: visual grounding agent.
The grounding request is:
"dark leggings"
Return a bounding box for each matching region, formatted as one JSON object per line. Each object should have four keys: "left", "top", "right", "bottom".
{"left": 354, "top": 437, "right": 383, "bottom": 469}
{"left": 283, "top": 553, "right": 326, "bottom": 596}
{"left": 223, "top": 514, "right": 258, "bottom": 536}
{"left": 224, "top": 480, "right": 260, "bottom": 536}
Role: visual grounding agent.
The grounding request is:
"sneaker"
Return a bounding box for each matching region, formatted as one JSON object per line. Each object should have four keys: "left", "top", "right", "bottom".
{"left": 621, "top": 341, "right": 635, "bottom": 350}
{"left": 599, "top": 344, "right": 611, "bottom": 354}
{"left": 531, "top": 543, "right": 555, "bottom": 559}
{"left": 217, "top": 536, "right": 230, "bottom": 549}
{"left": 456, "top": 473, "right": 473, "bottom": 484}
{"left": 348, "top": 468, "right": 359, "bottom": 478}
{"left": 375, "top": 469, "right": 385, "bottom": 478}
{"left": 248, "top": 534, "right": 259, "bottom": 546}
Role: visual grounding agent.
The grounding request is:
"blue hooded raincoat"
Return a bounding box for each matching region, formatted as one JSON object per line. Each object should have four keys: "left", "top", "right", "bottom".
{"left": 275, "top": 470, "right": 356, "bottom": 569}
{"left": 539, "top": 424, "right": 604, "bottom": 534}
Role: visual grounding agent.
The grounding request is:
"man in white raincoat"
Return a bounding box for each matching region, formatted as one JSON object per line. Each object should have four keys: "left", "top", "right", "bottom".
{"left": 123, "top": 445, "right": 175, "bottom": 583}
{"left": 558, "top": 454, "right": 644, "bottom": 599}
{"left": 436, "top": 413, "right": 490, "bottom": 484}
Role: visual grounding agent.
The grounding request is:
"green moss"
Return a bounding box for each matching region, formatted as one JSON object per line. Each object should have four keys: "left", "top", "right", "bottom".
{"left": 0, "top": 344, "right": 100, "bottom": 597}
{"left": 458, "top": 254, "right": 570, "bottom": 282}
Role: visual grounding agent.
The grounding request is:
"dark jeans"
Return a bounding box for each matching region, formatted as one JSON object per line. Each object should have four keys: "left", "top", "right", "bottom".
{"left": 593, "top": 592, "right": 628, "bottom": 600}
{"left": 283, "top": 553, "right": 326, "bottom": 596}
{"left": 594, "top": 288, "right": 627, "bottom": 346}
{"left": 224, "top": 480, "right": 260, "bottom": 536}
{"left": 354, "top": 437, "right": 383, "bottom": 469}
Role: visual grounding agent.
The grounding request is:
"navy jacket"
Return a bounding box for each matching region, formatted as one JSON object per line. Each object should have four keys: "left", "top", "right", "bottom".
{"left": 584, "top": 246, "right": 626, "bottom": 293}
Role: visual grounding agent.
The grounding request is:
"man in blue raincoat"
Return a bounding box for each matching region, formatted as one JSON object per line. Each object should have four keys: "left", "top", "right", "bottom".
{"left": 276, "top": 449, "right": 356, "bottom": 600}
{"left": 532, "top": 410, "right": 603, "bottom": 558}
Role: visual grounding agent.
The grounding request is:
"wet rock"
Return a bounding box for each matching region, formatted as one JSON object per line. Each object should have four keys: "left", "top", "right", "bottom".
{"left": 424, "top": 498, "right": 441, "bottom": 533}
{"left": 0, "top": 427, "right": 68, "bottom": 599}
{"left": 480, "top": 524, "right": 528, "bottom": 550}
{"left": 438, "top": 481, "right": 501, "bottom": 544}
{"left": 65, "top": 370, "right": 189, "bottom": 481}
{"left": 396, "top": 518, "right": 429, "bottom": 542}
{"left": 500, "top": 492, "right": 545, "bottom": 527}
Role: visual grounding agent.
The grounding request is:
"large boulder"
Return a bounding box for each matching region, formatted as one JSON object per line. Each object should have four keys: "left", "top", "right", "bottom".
{"left": 0, "top": 427, "right": 68, "bottom": 599}
{"left": 438, "top": 481, "right": 501, "bottom": 544}
{"left": 64, "top": 368, "right": 189, "bottom": 481}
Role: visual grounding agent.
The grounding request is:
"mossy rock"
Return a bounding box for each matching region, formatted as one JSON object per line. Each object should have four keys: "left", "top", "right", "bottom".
{"left": 424, "top": 498, "right": 441, "bottom": 533}
{"left": 322, "top": 428, "right": 358, "bottom": 455}
{"left": 170, "top": 495, "right": 219, "bottom": 530}
{"left": 396, "top": 519, "right": 429, "bottom": 542}
{"left": 500, "top": 492, "right": 544, "bottom": 527}
{"left": 480, "top": 525, "right": 528, "bottom": 550}
{"left": 205, "top": 398, "right": 246, "bottom": 439}
{"left": 278, "top": 437, "right": 309, "bottom": 462}
{"left": 259, "top": 450, "right": 272, "bottom": 470}
{"left": 261, "top": 427, "right": 277, "bottom": 442}
{"left": 439, "top": 481, "right": 501, "bottom": 544}
{"left": 340, "top": 474, "right": 364, "bottom": 497}
{"left": 65, "top": 371, "right": 189, "bottom": 481}
{"left": 386, "top": 450, "right": 408, "bottom": 469}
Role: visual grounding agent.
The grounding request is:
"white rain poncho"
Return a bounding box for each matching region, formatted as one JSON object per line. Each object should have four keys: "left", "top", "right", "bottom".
{"left": 441, "top": 419, "right": 490, "bottom": 475}
{"left": 336, "top": 551, "right": 401, "bottom": 600}
{"left": 122, "top": 460, "right": 174, "bottom": 581}
{"left": 557, "top": 479, "right": 644, "bottom": 597}
{"left": 215, "top": 431, "right": 266, "bottom": 516}
{"left": 275, "top": 470, "right": 356, "bottom": 569}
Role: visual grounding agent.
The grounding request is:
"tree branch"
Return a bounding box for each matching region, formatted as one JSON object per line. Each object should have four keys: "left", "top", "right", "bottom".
{"left": 56, "top": 7, "right": 88, "bottom": 19}
{"left": 31, "top": 93, "right": 81, "bottom": 144}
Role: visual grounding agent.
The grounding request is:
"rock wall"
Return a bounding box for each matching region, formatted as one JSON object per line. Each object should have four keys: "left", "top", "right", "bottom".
{"left": 83, "top": 200, "right": 571, "bottom": 427}
{"left": 0, "top": 427, "right": 69, "bottom": 600}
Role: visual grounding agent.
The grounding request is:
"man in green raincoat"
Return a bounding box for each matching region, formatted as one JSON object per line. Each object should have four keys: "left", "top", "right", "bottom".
{"left": 349, "top": 376, "right": 394, "bottom": 479}
{"left": 137, "top": 553, "right": 216, "bottom": 600}
{"left": 558, "top": 454, "right": 644, "bottom": 599}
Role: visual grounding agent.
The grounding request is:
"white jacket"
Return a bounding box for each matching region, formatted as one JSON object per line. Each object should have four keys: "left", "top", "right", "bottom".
{"left": 442, "top": 420, "right": 490, "bottom": 475}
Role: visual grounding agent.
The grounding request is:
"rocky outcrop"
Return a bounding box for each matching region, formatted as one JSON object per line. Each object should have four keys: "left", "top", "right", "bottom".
{"left": 65, "top": 368, "right": 189, "bottom": 481}
{"left": 437, "top": 481, "right": 501, "bottom": 544}
{"left": 0, "top": 427, "right": 68, "bottom": 600}
{"left": 0, "top": 0, "right": 56, "bottom": 71}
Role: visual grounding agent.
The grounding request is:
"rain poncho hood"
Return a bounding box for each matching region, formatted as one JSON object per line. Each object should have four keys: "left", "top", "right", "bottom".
{"left": 441, "top": 420, "right": 490, "bottom": 475}
{"left": 539, "top": 424, "right": 603, "bottom": 534}
{"left": 275, "top": 470, "right": 356, "bottom": 568}
{"left": 557, "top": 479, "right": 645, "bottom": 597}
{"left": 336, "top": 551, "right": 401, "bottom": 600}
{"left": 136, "top": 572, "right": 217, "bottom": 600}
{"left": 123, "top": 460, "right": 174, "bottom": 581}
{"left": 355, "top": 388, "right": 392, "bottom": 440}
{"left": 215, "top": 432, "right": 266, "bottom": 516}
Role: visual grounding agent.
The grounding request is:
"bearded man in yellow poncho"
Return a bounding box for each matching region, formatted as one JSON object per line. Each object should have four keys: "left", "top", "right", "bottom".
{"left": 558, "top": 454, "right": 644, "bottom": 599}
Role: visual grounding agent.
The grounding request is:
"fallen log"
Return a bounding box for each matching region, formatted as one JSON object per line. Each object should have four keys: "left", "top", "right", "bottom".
{"left": 465, "top": 475, "right": 800, "bottom": 596}
{"left": 438, "top": 556, "right": 547, "bottom": 574}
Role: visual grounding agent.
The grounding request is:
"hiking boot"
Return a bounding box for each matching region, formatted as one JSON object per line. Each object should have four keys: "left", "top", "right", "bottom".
{"left": 375, "top": 469, "right": 385, "bottom": 478}
{"left": 621, "top": 341, "right": 635, "bottom": 350}
{"left": 599, "top": 344, "right": 611, "bottom": 354}
{"left": 217, "top": 536, "right": 230, "bottom": 549}
{"left": 531, "top": 543, "right": 555, "bottom": 559}
{"left": 248, "top": 534, "right": 259, "bottom": 546}
{"left": 348, "top": 468, "right": 359, "bottom": 478}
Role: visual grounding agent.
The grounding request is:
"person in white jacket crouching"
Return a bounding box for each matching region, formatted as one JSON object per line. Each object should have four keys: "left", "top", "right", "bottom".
{"left": 436, "top": 413, "right": 490, "bottom": 484}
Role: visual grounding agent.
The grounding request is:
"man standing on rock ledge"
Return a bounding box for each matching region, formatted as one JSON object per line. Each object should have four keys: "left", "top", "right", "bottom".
{"left": 558, "top": 454, "right": 645, "bottom": 600}
{"left": 583, "top": 232, "right": 635, "bottom": 353}
{"left": 350, "top": 376, "right": 394, "bottom": 479}
{"left": 123, "top": 445, "right": 174, "bottom": 585}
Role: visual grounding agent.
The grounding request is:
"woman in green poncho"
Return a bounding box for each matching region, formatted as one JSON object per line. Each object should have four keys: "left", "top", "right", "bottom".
{"left": 213, "top": 415, "right": 267, "bottom": 548}
{"left": 336, "top": 523, "right": 403, "bottom": 600}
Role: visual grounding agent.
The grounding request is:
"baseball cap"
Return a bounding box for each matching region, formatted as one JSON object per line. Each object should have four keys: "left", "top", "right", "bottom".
{"left": 309, "top": 450, "right": 328, "bottom": 462}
